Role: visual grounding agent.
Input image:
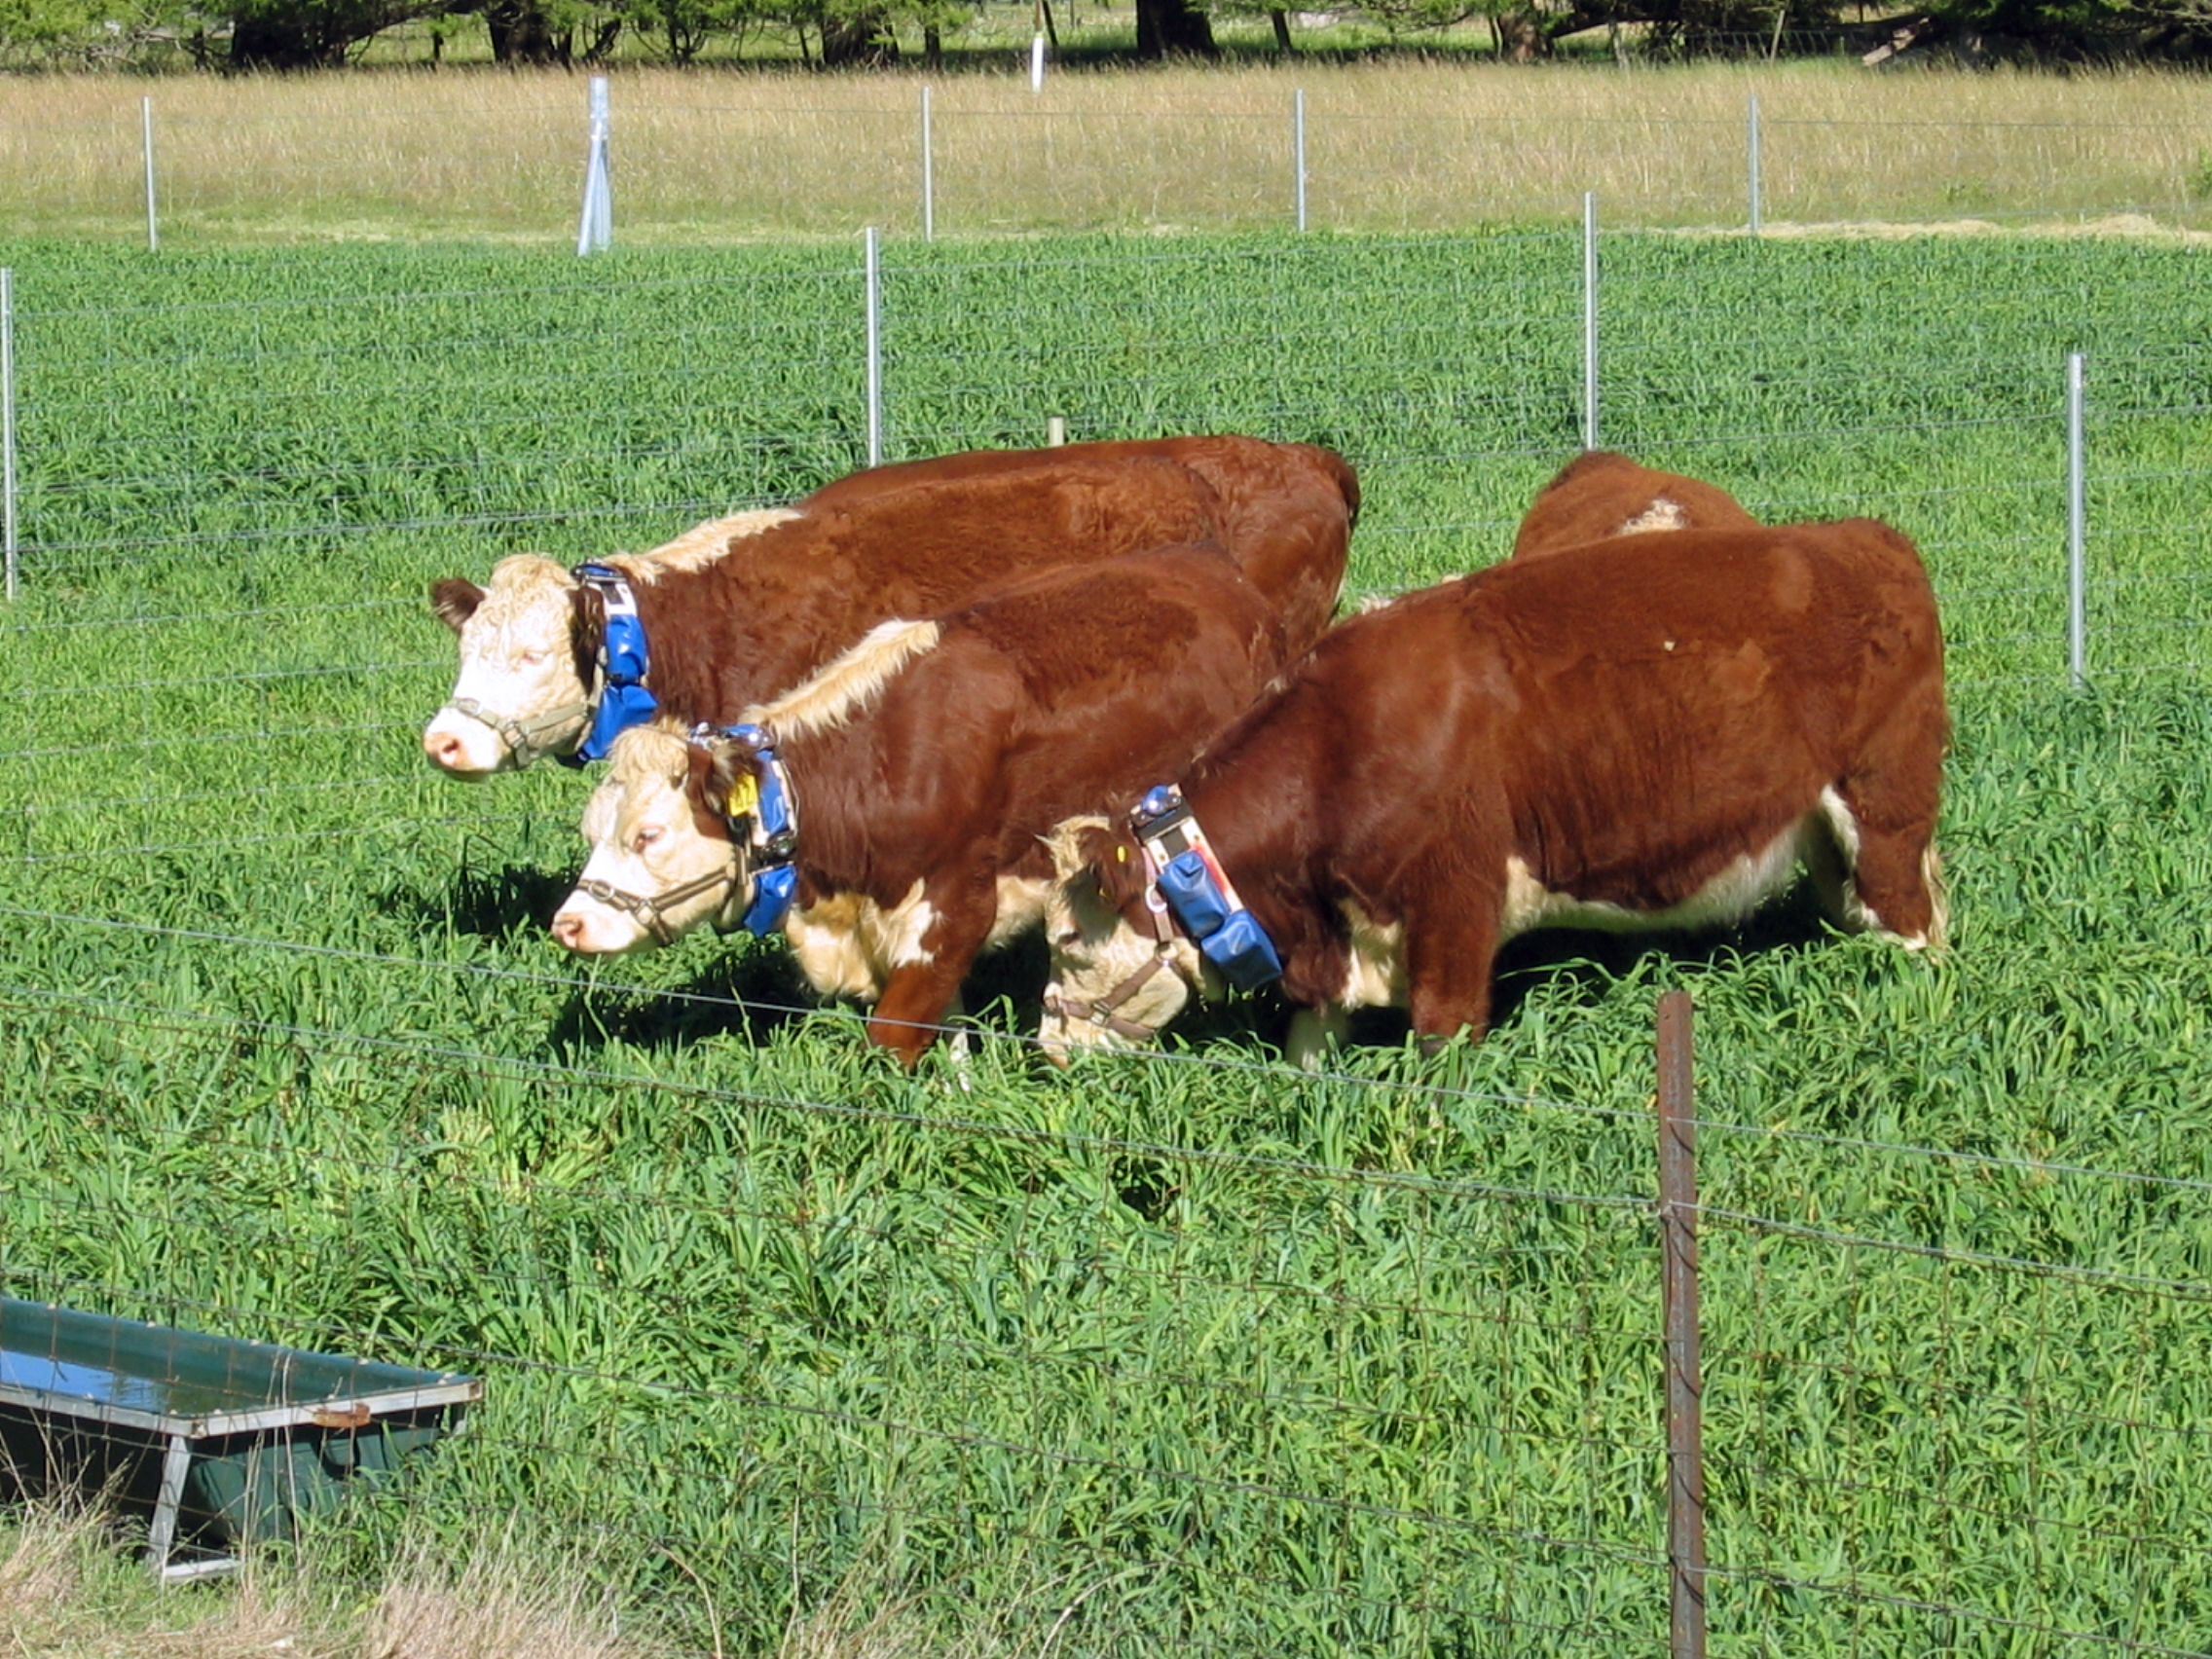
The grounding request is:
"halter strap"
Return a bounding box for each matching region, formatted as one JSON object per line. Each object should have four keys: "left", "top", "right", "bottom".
{"left": 447, "top": 695, "right": 592, "bottom": 770}
{"left": 570, "top": 861, "right": 740, "bottom": 948}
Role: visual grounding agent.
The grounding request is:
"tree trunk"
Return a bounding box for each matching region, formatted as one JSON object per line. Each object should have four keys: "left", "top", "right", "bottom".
{"left": 483, "top": 0, "right": 564, "bottom": 63}
{"left": 229, "top": 10, "right": 340, "bottom": 67}
{"left": 1134, "top": 0, "right": 1216, "bottom": 55}
{"left": 924, "top": 21, "right": 941, "bottom": 63}
{"left": 821, "top": 9, "right": 898, "bottom": 63}
{"left": 1271, "top": 7, "right": 1292, "bottom": 50}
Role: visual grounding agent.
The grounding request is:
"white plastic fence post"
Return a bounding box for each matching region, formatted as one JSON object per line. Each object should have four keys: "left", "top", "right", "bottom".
{"left": 2068, "top": 351, "right": 2087, "bottom": 687}
{"left": 576, "top": 76, "right": 612, "bottom": 256}
{"left": 1583, "top": 191, "right": 1600, "bottom": 451}
{"left": 920, "top": 85, "right": 935, "bottom": 241}
{"left": 865, "top": 227, "right": 883, "bottom": 467}
{"left": 1747, "top": 92, "right": 1761, "bottom": 235}
{"left": 3, "top": 268, "right": 17, "bottom": 603}
{"left": 1293, "top": 89, "right": 1308, "bottom": 233}
{"left": 142, "top": 97, "right": 159, "bottom": 252}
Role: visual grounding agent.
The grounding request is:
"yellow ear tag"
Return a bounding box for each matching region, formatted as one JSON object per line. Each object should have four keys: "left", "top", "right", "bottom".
{"left": 1115, "top": 845, "right": 1128, "bottom": 864}
{"left": 724, "top": 773, "right": 760, "bottom": 820}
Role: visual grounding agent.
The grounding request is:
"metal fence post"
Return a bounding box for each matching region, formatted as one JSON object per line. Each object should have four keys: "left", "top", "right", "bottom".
{"left": 864, "top": 227, "right": 883, "bottom": 467}
{"left": 1293, "top": 89, "right": 1309, "bottom": 233}
{"left": 576, "top": 76, "right": 611, "bottom": 256}
{"left": 2, "top": 269, "right": 16, "bottom": 603}
{"left": 1582, "top": 191, "right": 1600, "bottom": 451}
{"left": 2068, "top": 351, "right": 2086, "bottom": 688}
{"left": 142, "top": 97, "right": 159, "bottom": 253}
{"left": 1658, "top": 989, "right": 1706, "bottom": 1659}
{"left": 920, "top": 86, "right": 935, "bottom": 242}
{"left": 1747, "top": 92, "right": 1761, "bottom": 236}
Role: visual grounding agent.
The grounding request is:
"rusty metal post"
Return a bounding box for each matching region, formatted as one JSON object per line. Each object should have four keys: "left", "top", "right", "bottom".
{"left": 1658, "top": 988, "right": 1706, "bottom": 1659}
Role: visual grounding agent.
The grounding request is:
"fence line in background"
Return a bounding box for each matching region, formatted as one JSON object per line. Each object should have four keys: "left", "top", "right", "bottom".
{"left": 64, "top": 92, "right": 2212, "bottom": 246}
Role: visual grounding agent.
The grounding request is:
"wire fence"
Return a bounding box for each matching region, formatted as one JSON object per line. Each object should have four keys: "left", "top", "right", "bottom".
{"left": 7, "top": 974, "right": 2212, "bottom": 1653}
{"left": 0, "top": 218, "right": 2209, "bottom": 1651}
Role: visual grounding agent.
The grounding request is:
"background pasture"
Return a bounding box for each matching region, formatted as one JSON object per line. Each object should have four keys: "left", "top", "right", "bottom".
{"left": 2, "top": 218, "right": 2211, "bottom": 1654}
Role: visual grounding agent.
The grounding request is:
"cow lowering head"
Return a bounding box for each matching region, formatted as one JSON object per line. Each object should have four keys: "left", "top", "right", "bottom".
{"left": 424, "top": 556, "right": 600, "bottom": 777}
{"left": 1037, "top": 818, "right": 1209, "bottom": 1064}
{"left": 549, "top": 723, "right": 756, "bottom": 955}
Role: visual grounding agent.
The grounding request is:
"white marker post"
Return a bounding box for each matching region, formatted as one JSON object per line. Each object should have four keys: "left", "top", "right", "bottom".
{"left": 577, "top": 76, "right": 612, "bottom": 256}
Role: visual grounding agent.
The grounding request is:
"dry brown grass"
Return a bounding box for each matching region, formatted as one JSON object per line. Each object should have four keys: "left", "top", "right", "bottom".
{"left": 1, "top": 56, "right": 2209, "bottom": 243}
{"left": 0, "top": 1505, "right": 664, "bottom": 1659}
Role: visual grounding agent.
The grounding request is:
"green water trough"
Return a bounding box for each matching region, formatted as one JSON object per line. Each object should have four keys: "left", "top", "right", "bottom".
{"left": 0, "top": 1295, "right": 481, "bottom": 1580}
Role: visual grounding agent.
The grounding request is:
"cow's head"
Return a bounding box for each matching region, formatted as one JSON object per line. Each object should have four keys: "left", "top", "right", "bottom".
{"left": 423, "top": 556, "right": 601, "bottom": 776}
{"left": 549, "top": 724, "right": 753, "bottom": 955}
{"left": 1037, "top": 817, "right": 1207, "bottom": 1064}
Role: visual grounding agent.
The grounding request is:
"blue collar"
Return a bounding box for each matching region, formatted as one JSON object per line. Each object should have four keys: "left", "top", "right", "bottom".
{"left": 567, "top": 563, "right": 658, "bottom": 766}
{"left": 1130, "top": 784, "right": 1282, "bottom": 991}
{"left": 707, "top": 721, "right": 799, "bottom": 937}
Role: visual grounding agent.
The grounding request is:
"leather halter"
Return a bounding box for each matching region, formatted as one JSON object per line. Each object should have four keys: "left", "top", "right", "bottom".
{"left": 447, "top": 695, "right": 591, "bottom": 771}
{"left": 1043, "top": 882, "right": 1187, "bottom": 1045}
{"left": 569, "top": 860, "right": 741, "bottom": 948}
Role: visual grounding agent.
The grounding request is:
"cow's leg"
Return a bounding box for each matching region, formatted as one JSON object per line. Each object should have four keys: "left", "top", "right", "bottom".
{"left": 1402, "top": 903, "right": 1502, "bottom": 1053}
{"left": 1285, "top": 1004, "right": 1349, "bottom": 1071}
{"left": 1827, "top": 697, "right": 1948, "bottom": 951}
{"left": 866, "top": 881, "right": 998, "bottom": 1067}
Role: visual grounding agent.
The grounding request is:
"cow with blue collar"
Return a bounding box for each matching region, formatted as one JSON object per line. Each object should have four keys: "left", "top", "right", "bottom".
{"left": 423, "top": 437, "right": 1357, "bottom": 779}
{"left": 1037, "top": 519, "right": 1949, "bottom": 1066}
{"left": 546, "top": 542, "right": 1295, "bottom": 1066}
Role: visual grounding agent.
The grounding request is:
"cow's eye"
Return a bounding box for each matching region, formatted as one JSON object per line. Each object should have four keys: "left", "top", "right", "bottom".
{"left": 633, "top": 826, "right": 662, "bottom": 852}
{"left": 520, "top": 648, "right": 550, "bottom": 668}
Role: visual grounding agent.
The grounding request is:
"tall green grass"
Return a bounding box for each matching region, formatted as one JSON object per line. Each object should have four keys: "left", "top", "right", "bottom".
{"left": 0, "top": 231, "right": 2209, "bottom": 1654}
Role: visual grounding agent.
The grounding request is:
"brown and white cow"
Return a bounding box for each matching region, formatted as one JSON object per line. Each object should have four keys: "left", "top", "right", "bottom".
{"left": 1039, "top": 520, "right": 1948, "bottom": 1064}
{"left": 1510, "top": 449, "right": 1760, "bottom": 561}
{"left": 548, "top": 543, "right": 1295, "bottom": 1066}
{"left": 424, "top": 437, "right": 1357, "bottom": 778}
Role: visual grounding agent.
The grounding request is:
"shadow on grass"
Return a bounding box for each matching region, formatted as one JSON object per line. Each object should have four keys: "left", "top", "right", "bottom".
{"left": 1168, "top": 878, "right": 1845, "bottom": 1058}
{"left": 377, "top": 857, "right": 574, "bottom": 948}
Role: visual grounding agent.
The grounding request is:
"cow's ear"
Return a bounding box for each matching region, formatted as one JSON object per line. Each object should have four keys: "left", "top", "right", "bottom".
{"left": 570, "top": 582, "right": 606, "bottom": 661}
{"left": 685, "top": 738, "right": 743, "bottom": 838}
{"left": 429, "top": 578, "right": 484, "bottom": 632}
{"left": 1084, "top": 825, "right": 1149, "bottom": 912}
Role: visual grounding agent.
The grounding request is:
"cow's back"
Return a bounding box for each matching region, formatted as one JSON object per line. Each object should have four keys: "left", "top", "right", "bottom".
{"left": 1511, "top": 450, "right": 1760, "bottom": 561}
{"left": 801, "top": 435, "right": 1357, "bottom": 654}
{"left": 780, "top": 543, "right": 1291, "bottom": 890}
{"left": 633, "top": 456, "right": 1223, "bottom": 724}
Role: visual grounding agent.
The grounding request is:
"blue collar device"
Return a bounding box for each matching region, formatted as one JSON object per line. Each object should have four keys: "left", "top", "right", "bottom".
{"left": 1130, "top": 784, "right": 1282, "bottom": 992}
{"left": 709, "top": 721, "right": 799, "bottom": 937}
{"left": 567, "top": 563, "right": 658, "bottom": 766}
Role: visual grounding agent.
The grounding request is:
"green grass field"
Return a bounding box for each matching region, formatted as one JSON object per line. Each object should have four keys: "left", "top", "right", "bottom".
{"left": 1, "top": 227, "right": 2210, "bottom": 1655}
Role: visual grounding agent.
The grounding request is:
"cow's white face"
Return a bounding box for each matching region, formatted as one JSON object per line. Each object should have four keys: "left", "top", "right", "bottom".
{"left": 424, "top": 556, "right": 592, "bottom": 777}
{"left": 550, "top": 726, "right": 743, "bottom": 955}
{"left": 1037, "top": 822, "right": 1201, "bottom": 1064}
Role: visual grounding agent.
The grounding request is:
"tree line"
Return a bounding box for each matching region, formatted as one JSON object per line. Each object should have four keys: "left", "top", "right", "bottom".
{"left": 2, "top": 0, "right": 2203, "bottom": 80}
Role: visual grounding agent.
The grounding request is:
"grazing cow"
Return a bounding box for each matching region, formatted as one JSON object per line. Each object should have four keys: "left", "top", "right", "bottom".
{"left": 424, "top": 437, "right": 1356, "bottom": 778}
{"left": 1038, "top": 521, "right": 1948, "bottom": 1064}
{"left": 548, "top": 543, "right": 1294, "bottom": 1066}
{"left": 1511, "top": 450, "right": 1760, "bottom": 560}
